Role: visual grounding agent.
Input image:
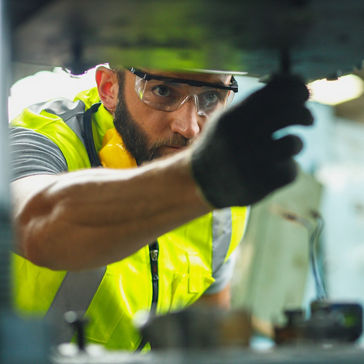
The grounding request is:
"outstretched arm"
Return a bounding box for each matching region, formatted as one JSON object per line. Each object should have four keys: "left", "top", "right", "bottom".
{"left": 11, "top": 74, "right": 313, "bottom": 273}
{"left": 12, "top": 150, "right": 211, "bottom": 271}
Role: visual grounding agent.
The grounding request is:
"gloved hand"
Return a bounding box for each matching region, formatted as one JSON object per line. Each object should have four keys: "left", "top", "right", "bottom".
{"left": 191, "top": 74, "right": 313, "bottom": 208}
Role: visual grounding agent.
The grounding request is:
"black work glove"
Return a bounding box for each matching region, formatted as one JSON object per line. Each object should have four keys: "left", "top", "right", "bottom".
{"left": 191, "top": 74, "right": 313, "bottom": 208}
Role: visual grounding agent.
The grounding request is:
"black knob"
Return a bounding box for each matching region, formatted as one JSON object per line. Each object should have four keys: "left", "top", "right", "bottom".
{"left": 64, "top": 311, "right": 88, "bottom": 351}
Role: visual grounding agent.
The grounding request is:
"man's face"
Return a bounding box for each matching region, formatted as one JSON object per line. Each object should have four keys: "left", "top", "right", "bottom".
{"left": 113, "top": 69, "right": 233, "bottom": 165}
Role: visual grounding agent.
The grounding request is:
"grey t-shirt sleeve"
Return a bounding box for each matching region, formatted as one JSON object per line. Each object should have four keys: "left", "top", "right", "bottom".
{"left": 9, "top": 127, "right": 68, "bottom": 182}
{"left": 204, "top": 249, "right": 237, "bottom": 295}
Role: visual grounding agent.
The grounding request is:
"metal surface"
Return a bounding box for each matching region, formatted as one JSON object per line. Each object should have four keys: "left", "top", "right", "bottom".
{"left": 0, "top": 2, "right": 50, "bottom": 363}
{"left": 11, "top": 0, "right": 364, "bottom": 80}
{"left": 0, "top": 0, "right": 12, "bottom": 312}
{"left": 52, "top": 344, "right": 364, "bottom": 364}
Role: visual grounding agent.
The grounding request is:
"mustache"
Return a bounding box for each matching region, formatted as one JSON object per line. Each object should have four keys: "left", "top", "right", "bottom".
{"left": 145, "top": 134, "right": 191, "bottom": 162}
{"left": 153, "top": 134, "right": 190, "bottom": 149}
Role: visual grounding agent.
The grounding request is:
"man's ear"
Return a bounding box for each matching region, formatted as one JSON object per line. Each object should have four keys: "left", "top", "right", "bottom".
{"left": 95, "top": 66, "right": 119, "bottom": 113}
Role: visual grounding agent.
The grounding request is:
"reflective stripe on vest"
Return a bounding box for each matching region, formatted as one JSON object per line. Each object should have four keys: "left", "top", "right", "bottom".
{"left": 45, "top": 267, "right": 106, "bottom": 344}
{"left": 212, "top": 209, "right": 232, "bottom": 273}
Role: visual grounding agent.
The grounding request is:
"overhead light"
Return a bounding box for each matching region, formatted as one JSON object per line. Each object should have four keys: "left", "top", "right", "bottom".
{"left": 308, "top": 74, "right": 363, "bottom": 106}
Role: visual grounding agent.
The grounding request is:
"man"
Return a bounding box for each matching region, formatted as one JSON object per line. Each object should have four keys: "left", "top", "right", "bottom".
{"left": 9, "top": 65, "right": 312, "bottom": 350}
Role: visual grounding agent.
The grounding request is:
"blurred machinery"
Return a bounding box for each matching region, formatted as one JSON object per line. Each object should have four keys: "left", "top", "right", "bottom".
{"left": 270, "top": 210, "right": 363, "bottom": 346}
{"left": 9, "top": 0, "right": 364, "bottom": 80}
{"left": 2, "top": 0, "right": 364, "bottom": 363}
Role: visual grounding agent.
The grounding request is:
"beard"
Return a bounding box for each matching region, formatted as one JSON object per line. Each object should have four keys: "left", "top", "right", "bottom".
{"left": 113, "top": 93, "right": 151, "bottom": 165}
{"left": 113, "top": 72, "right": 189, "bottom": 165}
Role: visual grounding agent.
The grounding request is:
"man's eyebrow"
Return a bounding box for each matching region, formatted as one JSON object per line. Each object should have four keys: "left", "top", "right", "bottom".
{"left": 156, "top": 76, "right": 230, "bottom": 89}
{"left": 130, "top": 68, "right": 236, "bottom": 91}
{"left": 163, "top": 78, "right": 223, "bottom": 87}
{"left": 160, "top": 75, "right": 227, "bottom": 85}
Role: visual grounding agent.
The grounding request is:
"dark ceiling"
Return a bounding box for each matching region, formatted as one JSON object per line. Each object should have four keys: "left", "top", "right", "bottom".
{"left": 9, "top": 0, "right": 364, "bottom": 81}
{"left": 8, "top": 0, "right": 55, "bottom": 28}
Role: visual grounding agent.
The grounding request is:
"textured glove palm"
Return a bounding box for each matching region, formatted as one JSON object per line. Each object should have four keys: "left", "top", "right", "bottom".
{"left": 191, "top": 74, "right": 313, "bottom": 208}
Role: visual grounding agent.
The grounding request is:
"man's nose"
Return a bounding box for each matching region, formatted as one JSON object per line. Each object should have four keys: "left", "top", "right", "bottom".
{"left": 170, "top": 97, "right": 202, "bottom": 139}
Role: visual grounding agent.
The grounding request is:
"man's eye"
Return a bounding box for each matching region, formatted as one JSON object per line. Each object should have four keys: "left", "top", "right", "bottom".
{"left": 201, "top": 91, "right": 219, "bottom": 106}
{"left": 152, "top": 85, "right": 171, "bottom": 97}
{"left": 205, "top": 92, "right": 218, "bottom": 103}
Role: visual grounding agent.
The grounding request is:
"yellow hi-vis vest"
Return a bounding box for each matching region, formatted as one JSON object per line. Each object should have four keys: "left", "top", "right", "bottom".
{"left": 10, "top": 87, "right": 249, "bottom": 351}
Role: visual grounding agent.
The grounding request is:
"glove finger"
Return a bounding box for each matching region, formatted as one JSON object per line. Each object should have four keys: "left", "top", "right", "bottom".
{"left": 248, "top": 135, "right": 302, "bottom": 165}
{"left": 262, "top": 105, "right": 313, "bottom": 135}
{"left": 229, "top": 132, "right": 303, "bottom": 167}
{"left": 264, "top": 158, "right": 299, "bottom": 190}
{"left": 269, "top": 135, "right": 303, "bottom": 160}
{"left": 247, "top": 158, "right": 298, "bottom": 202}
{"left": 264, "top": 74, "right": 310, "bottom": 103}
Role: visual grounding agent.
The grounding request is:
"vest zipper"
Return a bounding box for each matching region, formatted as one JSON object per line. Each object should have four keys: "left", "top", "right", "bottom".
{"left": 149, "top": 241, "right": 159, "bottom": 313}
{"left": 136, "top": 241, "right": 159, "bottom": 351}
{"left": 82, "top": 103, "right": 160, "bottom": 349}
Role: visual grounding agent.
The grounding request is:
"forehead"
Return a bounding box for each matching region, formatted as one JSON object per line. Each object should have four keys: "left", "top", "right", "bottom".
{"left": 143, "top": 69, "right": 232, "bottom": 86}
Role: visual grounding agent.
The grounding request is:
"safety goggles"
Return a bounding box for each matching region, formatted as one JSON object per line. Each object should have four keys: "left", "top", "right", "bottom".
{"left": 128, "top": 67, "right": 238, "bottom": 117}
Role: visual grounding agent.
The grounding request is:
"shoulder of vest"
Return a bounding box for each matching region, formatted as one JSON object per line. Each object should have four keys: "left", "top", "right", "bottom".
{"left": 11, "top": 97, "right": 96, "bottom": 171}
{"left": 74, "top": 87, "right": 100, "bottom": 109}
{"left": 24, "top": 98, "right": 88, "bottom": 145}
{"left": 27, "top": 98, "right": 85, "bottom": 121}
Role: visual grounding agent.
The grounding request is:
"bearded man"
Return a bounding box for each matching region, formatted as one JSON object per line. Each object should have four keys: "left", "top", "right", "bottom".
{"left": 9, "top": 65, "right": 312, "bottom": 350}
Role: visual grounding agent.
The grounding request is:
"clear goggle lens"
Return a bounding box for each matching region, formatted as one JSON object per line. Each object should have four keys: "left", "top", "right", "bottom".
{"left": 135, "top": 76, "right": 234, "bottom": 117}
